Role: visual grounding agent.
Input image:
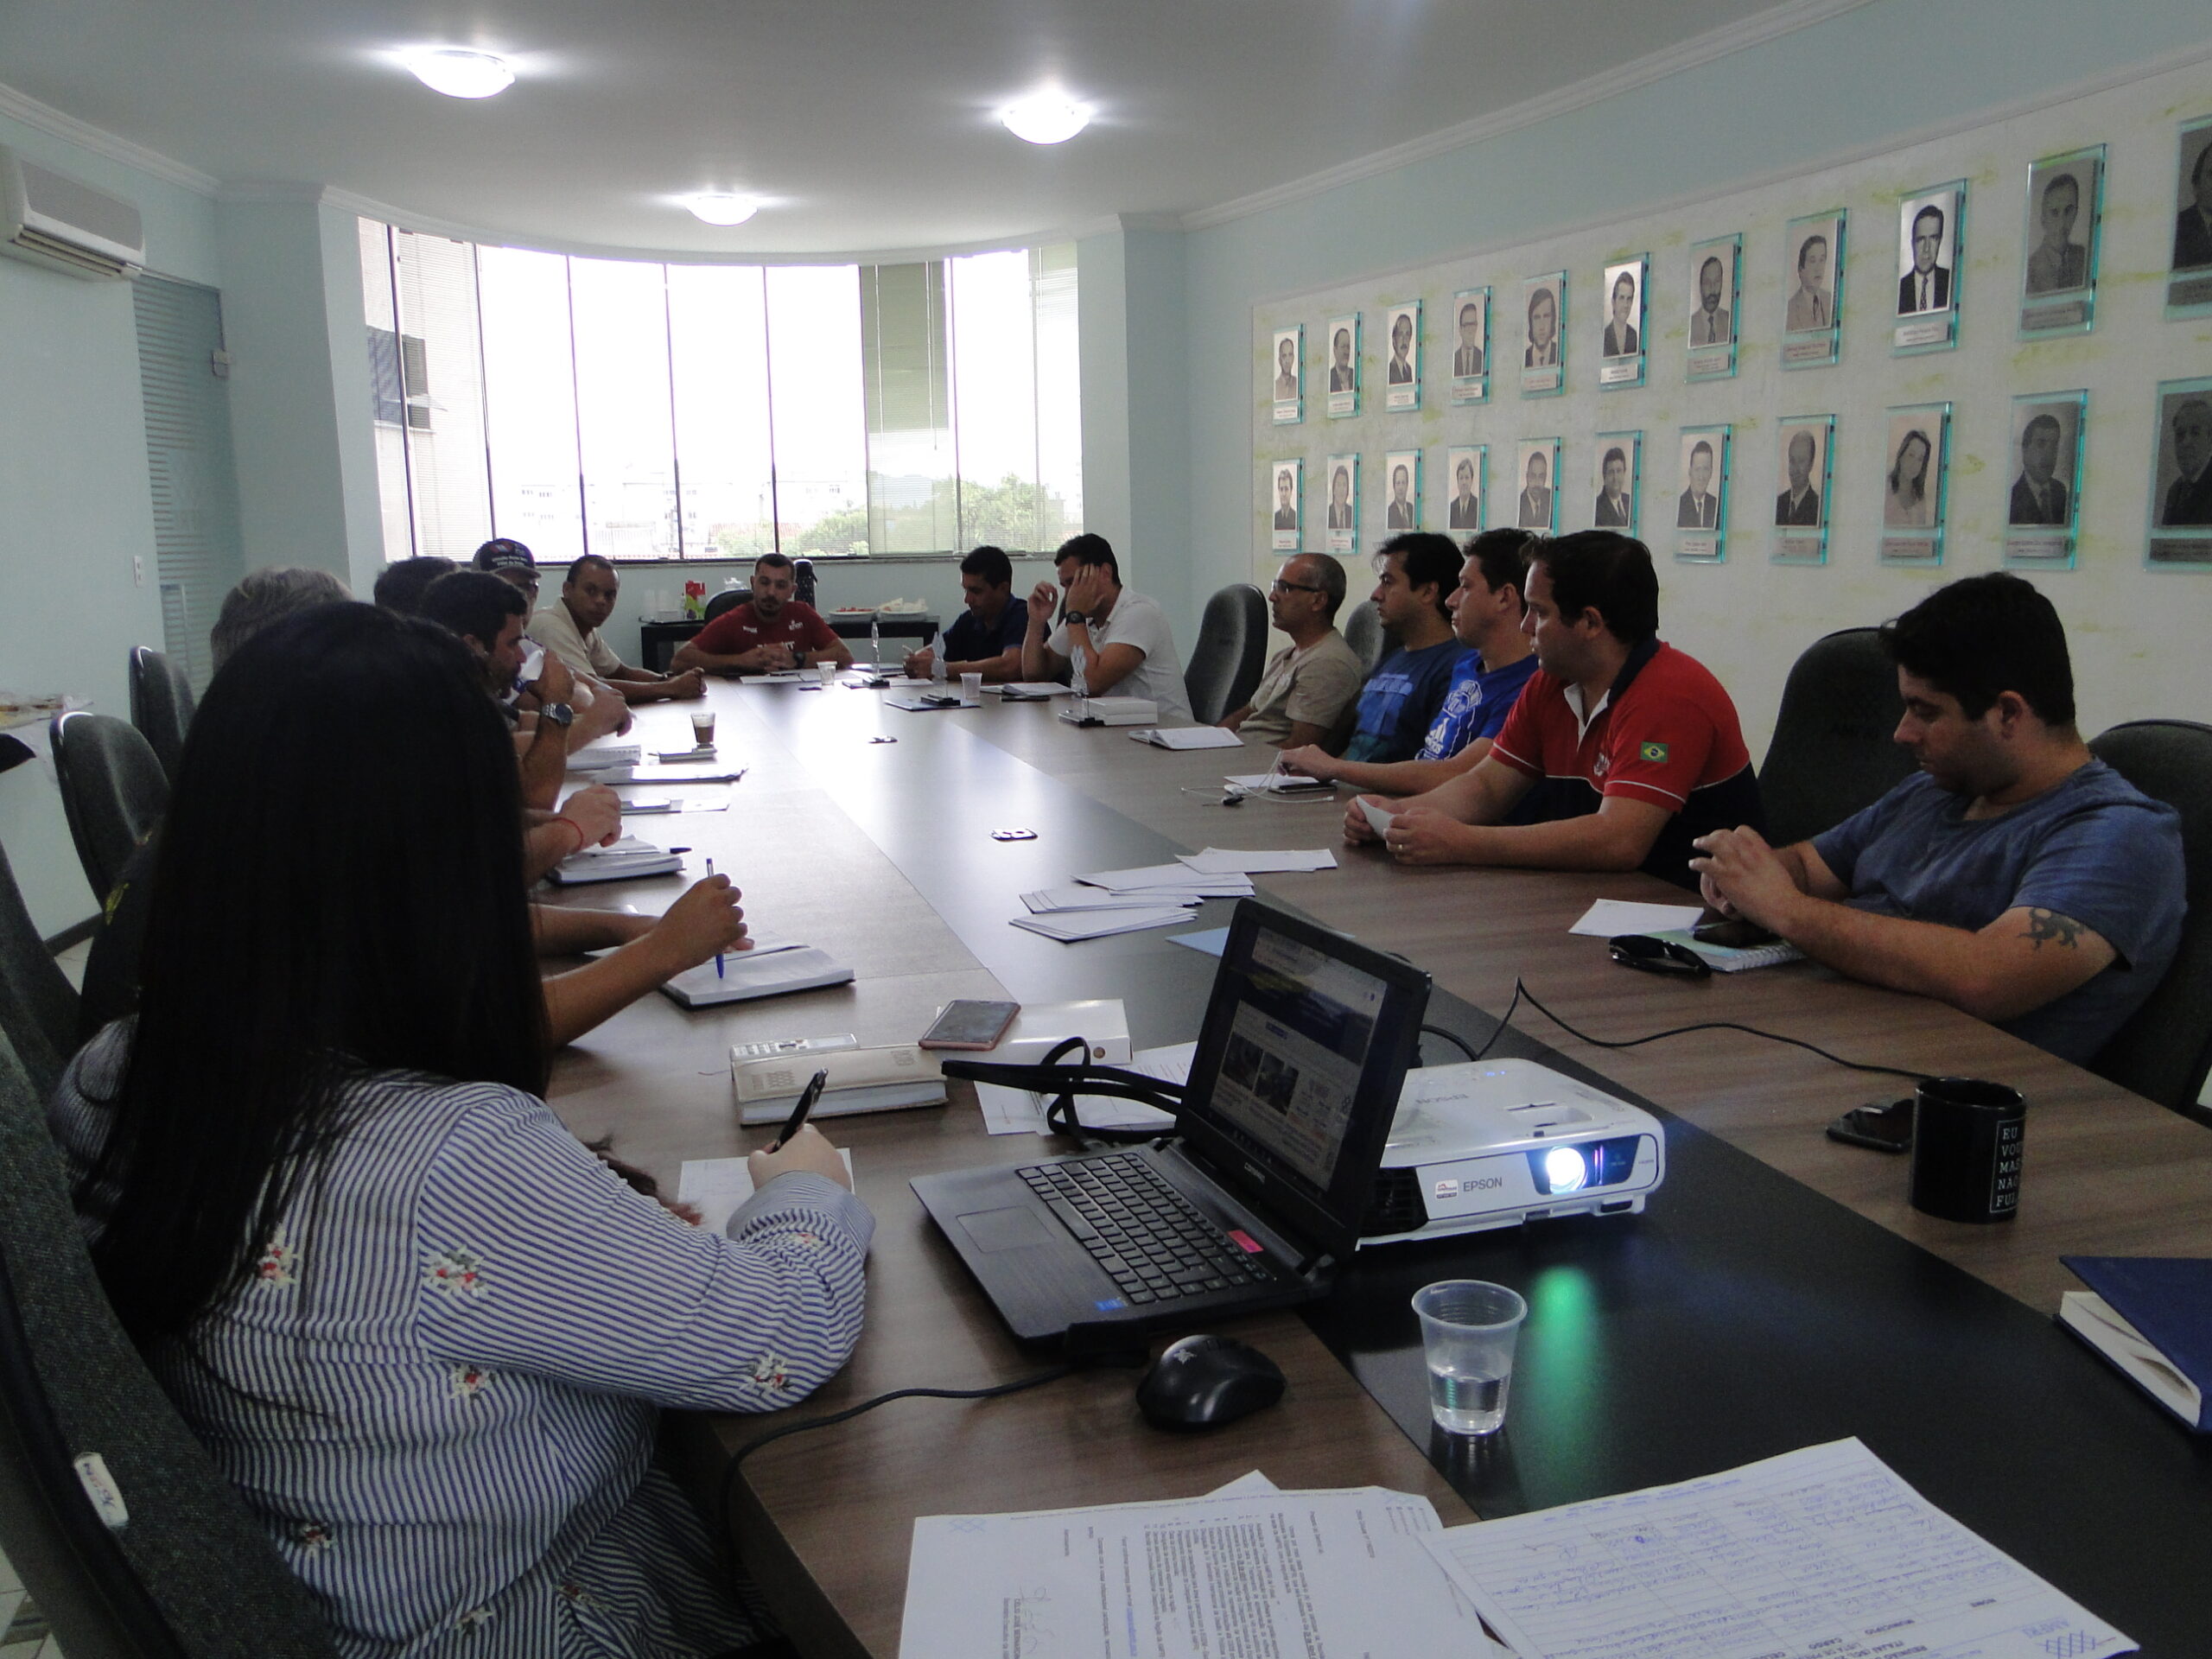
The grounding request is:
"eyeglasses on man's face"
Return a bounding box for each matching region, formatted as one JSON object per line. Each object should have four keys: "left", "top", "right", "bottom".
{"left": 1269, "top": 579, "right": 1324, "bottom": 595}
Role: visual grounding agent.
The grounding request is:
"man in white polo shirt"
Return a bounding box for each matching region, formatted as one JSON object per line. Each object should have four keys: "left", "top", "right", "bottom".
{"left": 1021, "top": 534, "right": 1192, "bottom": 721}
{"left": 529, "top": 554, "right": 705, "bottom": 703}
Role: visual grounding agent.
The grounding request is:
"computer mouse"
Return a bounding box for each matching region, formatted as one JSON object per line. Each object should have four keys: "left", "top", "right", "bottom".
{"left": 1135, "top": 1334, "right": 1286, "bottom": 1431}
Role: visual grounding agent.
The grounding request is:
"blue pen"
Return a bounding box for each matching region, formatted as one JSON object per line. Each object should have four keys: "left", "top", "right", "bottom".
{"left": 708, "top": 857, "right": 723, "bottom": 977}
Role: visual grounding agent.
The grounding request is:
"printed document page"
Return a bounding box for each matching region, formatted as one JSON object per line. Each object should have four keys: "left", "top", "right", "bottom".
{"left": 1421, "top": 1439, "right": 2135, "bottom": 1659}
{"left": 899, "top": 1485, "right": 1503, "bottom": 1659}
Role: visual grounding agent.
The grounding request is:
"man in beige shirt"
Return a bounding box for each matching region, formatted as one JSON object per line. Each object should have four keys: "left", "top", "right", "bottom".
{"left": 1219, "top": 554, "right": 1363, "bottom": 748}
{"left": 529, "top": 554, "right": 704, "bottom": 702}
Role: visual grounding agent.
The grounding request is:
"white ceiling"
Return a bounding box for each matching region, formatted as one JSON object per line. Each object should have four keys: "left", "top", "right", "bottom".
{"left": 3, "top": 0, "right": 1808, "bottom": 258}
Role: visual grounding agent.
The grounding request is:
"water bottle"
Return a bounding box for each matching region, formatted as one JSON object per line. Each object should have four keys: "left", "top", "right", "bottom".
{"left": 927, "top": 629, "right": 946, "bottom": 685}
{"left": 870, "top": 615, "right": 884, "bottom": 671}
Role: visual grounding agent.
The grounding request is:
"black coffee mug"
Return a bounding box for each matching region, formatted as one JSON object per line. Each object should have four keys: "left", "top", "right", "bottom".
{"left": 1908, "top": 1077, "right": 2024, "bottom": 1224}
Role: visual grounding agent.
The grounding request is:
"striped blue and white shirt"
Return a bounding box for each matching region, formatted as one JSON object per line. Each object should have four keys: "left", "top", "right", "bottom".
{"left": 52, "top": 1025, "right": 874, "bottom": 1659}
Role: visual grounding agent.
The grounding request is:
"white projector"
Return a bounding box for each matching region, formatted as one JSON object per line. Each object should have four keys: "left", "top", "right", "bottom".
{"left": 1358, "top": 1058, "right": 1666, "bottom": 1247}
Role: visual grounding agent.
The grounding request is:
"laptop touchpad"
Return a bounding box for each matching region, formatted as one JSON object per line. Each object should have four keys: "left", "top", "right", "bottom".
{"left": 957, "top": 1207, "right": 1052, "bottom": 1252}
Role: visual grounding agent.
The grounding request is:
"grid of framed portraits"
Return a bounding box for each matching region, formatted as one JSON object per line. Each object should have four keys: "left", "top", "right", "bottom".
{"left": 1448, "top": 289, "right": 1490, "bottom": 406}
{"left": 1270, "top": 326, "right": 1303, "bottom": 424}
{"left": 2001, "top": 393, "right": 2084, "bottom": 569}
{"left": 1592, "top": 431, "right": 1641, "bottom": 532}
{"left": 1598, "top": 257, "right": 1647, "bottom": 390}
{"left": 1269, "top": 460, "right": 1302, "bottom": 552}
{"left": 1675, "top": 426, "right": 1729, "bottom": 563}
{"left": 2148, "top": 378, "right": 2212, "bottom": 569}
{"left": 1686, "top": 237, "right": 1738, "bottom": 381}
{"left": 1445, "top": 445, "right": 1485, "bottom": 531}
{"left": 1382, "top": 302, "right": 1421, "bottom": 411}
{"left": 1323, "top": 454, "right": 1359, "bottom": 554}
{"left": 1520, "top": 273, "right": 1565, "bottom": 397}
{"left": 1513, "top": 439, "right": 1559, "bottom": 533}
{"left": 1325, "top": 315, "right": 1360, "bottom": 418}
{"left": 1772, "top": 416, "right": 1833, "bottom": 565}
{"left": 1880, "top": 404, "right": 1950, "bottom": 565}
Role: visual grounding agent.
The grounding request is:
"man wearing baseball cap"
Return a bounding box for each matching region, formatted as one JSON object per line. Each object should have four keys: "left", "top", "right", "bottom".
{"left": 474, "top": 537, "right": 541, "bottom": 609}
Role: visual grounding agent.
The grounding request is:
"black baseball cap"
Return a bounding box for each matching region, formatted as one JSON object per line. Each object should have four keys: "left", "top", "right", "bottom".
{"left": 474, "top": 538, "right": 537, "bottom": 574}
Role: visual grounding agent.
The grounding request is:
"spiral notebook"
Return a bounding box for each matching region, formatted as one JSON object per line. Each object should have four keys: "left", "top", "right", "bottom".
{"left": 1649, "top": 927, "right": 1805, "bottom": 972}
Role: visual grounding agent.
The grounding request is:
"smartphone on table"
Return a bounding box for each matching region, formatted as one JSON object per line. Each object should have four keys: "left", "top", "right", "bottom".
{"left": 918, "top": 1000, "right": 1021, "bottom": 1052}
{"left": 1826, "top": 1098, "right": 1915, "bottom": 1154}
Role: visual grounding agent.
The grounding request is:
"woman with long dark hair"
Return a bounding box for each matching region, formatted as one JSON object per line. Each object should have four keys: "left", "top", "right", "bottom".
{"left": 51, "top": 603, "right": 869, "bottom": 1658}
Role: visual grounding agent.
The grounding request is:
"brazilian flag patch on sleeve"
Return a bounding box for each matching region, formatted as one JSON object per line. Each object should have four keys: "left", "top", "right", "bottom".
{"left": 1639, "top": 741, "right": 1669, "bottom": 763}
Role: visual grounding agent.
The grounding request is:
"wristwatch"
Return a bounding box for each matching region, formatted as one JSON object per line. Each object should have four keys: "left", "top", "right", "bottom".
{"left": 1063, "top": 610, "right": 1087, "bottom": 626}
{"left": 541, "top": 701, "right": 575, "bottom": 728}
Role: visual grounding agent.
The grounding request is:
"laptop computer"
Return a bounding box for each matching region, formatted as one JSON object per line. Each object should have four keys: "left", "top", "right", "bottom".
{"left": 912, "top": 900, "right": 1430, "bottom": 1351}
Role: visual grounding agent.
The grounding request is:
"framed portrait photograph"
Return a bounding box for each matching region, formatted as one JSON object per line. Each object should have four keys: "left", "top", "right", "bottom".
{"left": 1895, "top": 182, "right": 1965, "bottom": 355}
{"left": 1686, "top": 236, "right": 1739, "bottom": 381}
{"left": 1781, "top": 210, "right": 1845, "bottom": 369}
{"left": 1520, "top": 273, "right": 1565, "bottom": 397}
{"left": 1382, "top": 302, "right": 1421, "bottom": 411}
{"left": 1269, "top": 460, "right": 1303, "bottom": 553}
{"left": 1448, "top": 288, "right": 1490, "bottom": 406}
{"left": 1325, "top": 314, "right": 1361, "bottom": 418}
{"left": 1513, "top": 439, "right": 1560, "bottom": 532}
{"left": 2146, "top": 377, "right": 2212, "bottom": 569}
{"left": 1270, "top": 326, "right": 1304, "bottom": 424}
{"left": 1382, "top": 449, "right": 1422, "bottom": 531}
{"left": 1880, "top": 404, "right": 1951, "bottom": 566}
{"left": 1591, "top": 431, "right": 1642, "bottom": 533}
{"left": 1444, "top": 445, "right": 1485, "bottom": 532}
{"left": 1675, "top": 425, "right": 1729, "bottom": 563}
{"left": 2001, "top": 393, "right": 2084, "bottom": 570}
{"left": 1599, "top": 257, "right": 1646, "bottom": 389}
{"left": 2167, "top": 116, "right": 2212, "bottom": 316}
{"left": 1772, "top": 416, "right": 1834, "bottom": 565}
{"left": 2019, "top": 147, "right": 2103, "bottom": 338}
{"left": 1324, "top": 454, "right": 1361, "bottom": 555}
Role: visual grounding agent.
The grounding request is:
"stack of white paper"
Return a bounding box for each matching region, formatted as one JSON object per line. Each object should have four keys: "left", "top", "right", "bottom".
{"left": 975, "top": 1042, "right": 1194, "bottom": 1136}
{"left": 1178, "top": 847, "right": 1337, "bottom": 874}
{"left": 1075, "top": 863, "right": 1256, "bottom": 900}
{"left": 1020, "top": 886, "right": 1204, "bottom": 914}
{"left": 1224, "top": 771, "right": 1333, "bottom": 795}
{"left": 987, "top": 681, "right": 1071, "bottom": 697}
{"left": 1008, "top": 907, "right": 1194, "bottom": 942}
{"left": 1128, "top": 726, "right": 1245, "bottom": 750}
{"left": 1567, "top": 897, "right": 1707, "bottom": 938}
{"left": 546, "top": 836, "right": 681, "bottom": 886}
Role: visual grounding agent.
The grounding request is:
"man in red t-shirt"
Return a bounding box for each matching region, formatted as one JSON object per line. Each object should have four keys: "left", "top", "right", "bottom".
{"left": 1343, "top": 531, "right": 1762, "bottom": 891}
{"left": 671, "top": 552, "right": 853, "bottom": 676}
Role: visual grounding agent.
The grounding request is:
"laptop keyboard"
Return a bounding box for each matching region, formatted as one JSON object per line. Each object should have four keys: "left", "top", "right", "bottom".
{"left": 1019, "top": 1154, "right": 1280, "bottom": 1305}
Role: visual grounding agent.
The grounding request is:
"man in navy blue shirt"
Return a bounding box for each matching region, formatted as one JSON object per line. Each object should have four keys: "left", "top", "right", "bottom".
{"left": 1692, "top": 574, "right": 2183, "bottom": 1064}
{"left": 1338, "top": 534, "right": 1470, "bottom": 765}
{"left": 906, "top": 545, "right": 1029, "bottom": 683}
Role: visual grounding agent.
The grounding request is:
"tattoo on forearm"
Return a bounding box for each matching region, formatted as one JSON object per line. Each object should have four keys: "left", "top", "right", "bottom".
{"left": 2021, "top": 908, "right": 2082, "bottom": 950}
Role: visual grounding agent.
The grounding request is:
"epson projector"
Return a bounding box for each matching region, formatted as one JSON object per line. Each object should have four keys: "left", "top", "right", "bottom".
{"left": 1358, "top": 1059, "right": 1666, "bottom": 1246}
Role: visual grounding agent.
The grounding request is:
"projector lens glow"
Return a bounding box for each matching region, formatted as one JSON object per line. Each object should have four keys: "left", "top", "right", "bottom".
{"left": 685, "top": 195, "right": 760, "bottom": 226}
{"left": 1001, "top": 94, "right": 1090, "bottom": 145}
{"left": 405, "top": 49, "right": 515, "bottom": 99}
{"left": 1542, "top": 1147, "right": 1589, "bottom": 1193}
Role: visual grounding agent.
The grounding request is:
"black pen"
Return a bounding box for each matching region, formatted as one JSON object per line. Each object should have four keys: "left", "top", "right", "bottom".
{"left": 772, "top": 1068, "right": 830, "bottom": 1151}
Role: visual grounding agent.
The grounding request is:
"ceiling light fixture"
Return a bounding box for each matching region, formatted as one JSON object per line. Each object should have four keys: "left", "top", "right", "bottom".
{"left": 1001, "top": 93, "right": 1090, "bottom": 145}
{"left": 684, "top": 194, "right": 761, "bottom": 226}
{"left": 404, "top": 48, "right": 515, "bottom": 99}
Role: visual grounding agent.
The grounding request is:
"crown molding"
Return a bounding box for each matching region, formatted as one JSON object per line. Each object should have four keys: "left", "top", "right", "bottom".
{"left": 1180, "top": 0, "right": 1881, "bottom": 232}
{"left": 0, "top": 79, "right": 218, "bottom": 195}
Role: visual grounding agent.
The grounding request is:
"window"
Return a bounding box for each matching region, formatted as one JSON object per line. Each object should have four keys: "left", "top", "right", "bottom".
{"left": 363, "top": 221, "right": 1080, "bottom": 563}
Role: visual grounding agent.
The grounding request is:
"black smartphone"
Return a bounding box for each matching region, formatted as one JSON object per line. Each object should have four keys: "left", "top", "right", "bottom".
{"left": 918, "top": 999, "right": 1022, "bottom": 1051}
{"left": 1693, "top": 916, "right": 1782, "bottom": 950}
{"left": 1826, "top": 1097, "right": 1916, "bottom": 1153}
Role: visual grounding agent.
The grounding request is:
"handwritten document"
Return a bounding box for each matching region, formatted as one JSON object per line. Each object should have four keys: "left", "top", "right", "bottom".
{"left": 1421, "top": 1439, "right": 2134, "bottom": 1659}
{"left": 899, "top": 1484, "right": 1503, "bottom": 1659}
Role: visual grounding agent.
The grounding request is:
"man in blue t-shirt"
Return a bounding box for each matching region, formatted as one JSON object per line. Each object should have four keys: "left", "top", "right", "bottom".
{"left": 906, "top": 545, "right": 1029, "bottom": 682}
{"left": 1281, "top": 530, "right": 1538, "bottom": 798}
{"left": 1337, "top": 534, "right": 1470, "bottom": 765}
{"left": 1692, "top": 574, "right": 2183, "bottom": 1064}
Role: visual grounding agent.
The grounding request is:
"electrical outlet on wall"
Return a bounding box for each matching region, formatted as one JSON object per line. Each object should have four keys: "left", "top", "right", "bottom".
{"left": 132, "top": 555, "right": 146, "bottom": 586}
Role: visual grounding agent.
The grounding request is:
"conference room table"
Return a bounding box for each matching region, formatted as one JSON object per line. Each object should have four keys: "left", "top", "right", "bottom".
{"left": 543, "top": 675, "right": 2212, "bottom": 1657}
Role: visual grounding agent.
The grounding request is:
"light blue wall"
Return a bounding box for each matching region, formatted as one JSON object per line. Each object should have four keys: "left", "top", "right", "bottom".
{"left": 0, "top": 112, "right": 214, "bottom": 934}
{"left": 1177, "top": 0, "right": 2212, "bottom": 616}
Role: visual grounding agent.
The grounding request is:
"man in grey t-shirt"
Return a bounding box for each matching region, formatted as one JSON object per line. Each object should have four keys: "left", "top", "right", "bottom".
{"left": 1691, "top": 574, "right": 2183, "bottom": 1063}
{"left": 1022, "top": 534, "right": 1192, "bottom": 721}
{"left": 1222, "top": 554, "right": 1363, "bottom": 747}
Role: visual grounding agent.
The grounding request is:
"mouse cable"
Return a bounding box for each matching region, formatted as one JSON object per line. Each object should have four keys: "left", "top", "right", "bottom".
{"left": 1418, "top": 1024, "right": 1483, "bottom": 1064}
{"left": 1469, "top": 976, "right": 1934, "bottom": 1084}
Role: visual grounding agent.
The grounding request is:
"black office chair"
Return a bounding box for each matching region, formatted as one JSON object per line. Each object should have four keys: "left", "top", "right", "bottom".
{"left": 126, "top": 648, "right": 196, "bottom": 785}
{"left": 0, "top": 1029, "right": 340, "bottom": 1658}
{"left": 0, "top": 839, "right": 79, "bottom": 1099}
{"left": 793, "top": 557, "right": 817, "bottom": 608}
{"left": 1757, "top": 628, "right": 1916, "bottom": 848}
{"left": 702, "top": 588, "right": 748, "bottom": 624}
{"left": 1183, "top": 584, "right": 1268, "bottom": 727}
{"left": 1340, "top": 603, "right": 1386, "bottom": 678}
{"left": 49, "top": 714, "right": 169, "bottom": 904}
{"left": 2087, "top": 719, "right": 2212, "bottom": 1121}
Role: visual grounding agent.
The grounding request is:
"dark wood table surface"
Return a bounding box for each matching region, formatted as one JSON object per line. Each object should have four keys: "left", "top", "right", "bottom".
{"left": 543, "top": 679, "right": 2212, "bottom": 1657}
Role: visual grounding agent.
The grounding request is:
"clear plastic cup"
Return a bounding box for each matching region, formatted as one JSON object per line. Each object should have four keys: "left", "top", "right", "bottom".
{"left": 690, "top": 710, "right": 715, "bottom": 747}
{"left": 1412, "top": 1280, "right": 1527, "bottom": 1435}
{"left": 816, "top": 661, "right": 838, "bottom": 686}
{"left": 960, "top": 671, "right": 983, "bottom": 707}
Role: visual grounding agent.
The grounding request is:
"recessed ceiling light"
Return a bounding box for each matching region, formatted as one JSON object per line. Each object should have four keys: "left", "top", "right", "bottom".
{"left": 1001, "top": 93, "right": 1090, "bottom": 145}
{"left": 684, "top": 194, "right": 761, "bottom": 226}
{"left": 404, "top": 48, "right": 515, "bottom": 100}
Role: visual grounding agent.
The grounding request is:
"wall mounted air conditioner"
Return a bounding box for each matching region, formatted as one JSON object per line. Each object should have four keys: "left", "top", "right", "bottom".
{"left": 0, "top": 146, "right": 144, "bottom": 280}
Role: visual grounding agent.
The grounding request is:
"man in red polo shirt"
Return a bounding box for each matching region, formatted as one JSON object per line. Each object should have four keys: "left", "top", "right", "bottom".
{"left": 671, "top": 551, "right": 854, "bottom": 676}
{"left": 1344, "top": 530, "right": 1761, "bottom": 891}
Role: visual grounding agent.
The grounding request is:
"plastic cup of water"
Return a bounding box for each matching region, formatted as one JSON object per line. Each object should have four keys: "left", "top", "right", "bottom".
{"left": 960, "top": 671, "right": 983, "bottom": 707}
{"left": 1413, "top": 1280, "right": 1527, "bottom": 1436}
{"left": 816, "top": 661, "right": 837, "bottom": 686}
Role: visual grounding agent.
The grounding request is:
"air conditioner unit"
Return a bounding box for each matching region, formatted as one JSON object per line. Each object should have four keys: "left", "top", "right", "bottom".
{"left": 0, "top": 146, "right": 144, "bottom": 280}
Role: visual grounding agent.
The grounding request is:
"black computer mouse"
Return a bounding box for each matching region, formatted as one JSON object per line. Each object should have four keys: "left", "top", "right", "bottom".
{"left": 1135, "top": 1334, "right": 1286, "bottom": 1431}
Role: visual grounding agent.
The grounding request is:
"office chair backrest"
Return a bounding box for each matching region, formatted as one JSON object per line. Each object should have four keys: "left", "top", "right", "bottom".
{"left": 701, "top": 588, "right": 747, "bottom": 624}
{"left": 126, "top": 649, "right": 195, "bottom": 786}
{"left": 1758, "top": 627, "right": 1916, "bottom": 848}
{"left": 0, "top": 840, "right": 79, "bottom": 1100}
{"left": 0, "top": 1030, "right": 340, "bottom": 1657}
{"left": 793, "top": 557, "right": 817, "bottom": 608}
{"left": 2087, "top": 719, "right": 2212, "bottom": 1119}
{"left": 1340, "top": 602, "right": 1385, "bottom": 678}
{"left": 49, "top": 715, "right": 169, "bottom": 906}
{"left": 1183, "top": 584, "right": 1268, "bottom": 727}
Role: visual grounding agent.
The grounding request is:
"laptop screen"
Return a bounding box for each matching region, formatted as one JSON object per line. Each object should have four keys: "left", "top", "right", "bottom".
{"left": 1178, "top": 902, "right": 1429, "bottom": 1261}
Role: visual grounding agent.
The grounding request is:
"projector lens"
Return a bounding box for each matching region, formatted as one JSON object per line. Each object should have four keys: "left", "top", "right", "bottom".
{"left": 1542, "top": 1147, "right": 1588, "bottom": 1193}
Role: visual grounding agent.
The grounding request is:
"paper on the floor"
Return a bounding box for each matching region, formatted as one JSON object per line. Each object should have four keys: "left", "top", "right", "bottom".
{"left": 1567, "top": 897, "right": 1706, "bottom": 938}
{"left": 975, "top": 1042, "right": 1194, "bottom": 1135}
{"left": 1421, "top": 1438, "right": 2134, "bottom": 1659}
{"left": 1179, "top": 847, "right": 1337, "bottom": 874}
{"left": 1008, "top": 907, "right": 1196, "bottom": 943}
{"left": 674, "top": 1148, "right": 856, "bottom": 1235}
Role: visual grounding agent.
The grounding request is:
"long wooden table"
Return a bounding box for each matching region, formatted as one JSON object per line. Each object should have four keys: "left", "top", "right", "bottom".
{"left": 545, "top": 678, "right": 2212, "bottom": 1656}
